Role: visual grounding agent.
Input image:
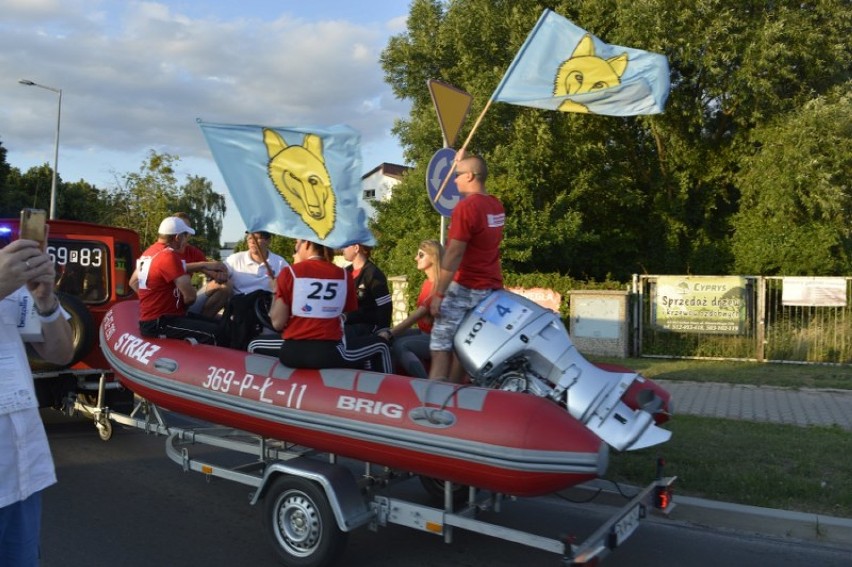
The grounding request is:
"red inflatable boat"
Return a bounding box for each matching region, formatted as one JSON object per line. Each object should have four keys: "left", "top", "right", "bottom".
{"left": 100, "top": 301, "right": 608, "bottom": 496}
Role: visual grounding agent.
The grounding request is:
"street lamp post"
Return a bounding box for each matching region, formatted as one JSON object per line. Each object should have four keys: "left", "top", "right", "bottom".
{"left": 19, "top": 79, "right": 62, "bottom": 220}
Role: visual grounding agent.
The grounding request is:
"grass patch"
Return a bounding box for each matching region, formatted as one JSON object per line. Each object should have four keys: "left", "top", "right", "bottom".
{"left": 590, "top": 356, "right": 852, "bottom": 390}
{"left": 609, "top": 415, "right": 852, "bottom": 517}
{"left": 583, "top": 355, "right": 852, "bottom": 516}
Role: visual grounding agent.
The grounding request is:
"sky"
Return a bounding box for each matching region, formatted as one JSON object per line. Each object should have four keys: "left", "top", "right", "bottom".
{"left": 0, "top": 0, "right": 414, "bottom": 243}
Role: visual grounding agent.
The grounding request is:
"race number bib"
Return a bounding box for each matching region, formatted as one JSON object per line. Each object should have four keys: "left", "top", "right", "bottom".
{"left": 135, "top": 256, "right": 152, "bottom": 290}
{"left": 135, "top": 248, "right": 176, "bottom": 290}
{"left": 292, "top": 276, "right": 347, "bottom": 319}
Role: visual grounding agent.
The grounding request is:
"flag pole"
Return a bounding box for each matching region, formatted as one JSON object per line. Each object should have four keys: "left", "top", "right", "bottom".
{"left": 432, "top": 9, "right": 552, "bottom": 204}
{"left": 432, "top": 97, "right": 495, "bottom": 203}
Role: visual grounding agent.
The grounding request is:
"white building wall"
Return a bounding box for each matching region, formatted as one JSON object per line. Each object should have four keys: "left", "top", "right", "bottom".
{"left": 361, "top": 169, "right": 404, "bottom": 219}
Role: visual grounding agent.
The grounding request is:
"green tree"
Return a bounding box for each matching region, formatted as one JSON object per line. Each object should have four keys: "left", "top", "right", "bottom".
{"left": 731, "top": 86, "right": 852, "bottom": 275}
{"left": 371, "top": 166, "right": 444, "bottom": 291}
{"left": 379, "top": 0, "right": 851, "bottom": 279}
{"left": 0, "top": 140, "right": 111, "bottom": 221}
{"left": 60, "top": 179, "right": 109, "bottom": 224}
{"left": 0, "top": 139, "right": 10, "bottom": 200}
{"left": 106, "top": 151, "right": 181, "bottom": 245}
{"left": 379, "top": 0, "right": 681, "bottom": 279}
{"left": 174, "top": 175, "right": 227, "bottom": 258}
{"left": 0, "top": 141, "right": 53, "bottom": 218}
{"left": 0, "top": 164, "right": 56, "bottom": 216}
{"left": 103, "top": 151, "right": 226, "bottom": 253}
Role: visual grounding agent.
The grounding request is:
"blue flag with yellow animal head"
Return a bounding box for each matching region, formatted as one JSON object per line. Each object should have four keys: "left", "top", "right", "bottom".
{"left": 199, "top": 121, "right": 375, "bottom": 248}
{"left": 493, "top": 9, "right": 670, "bottom": 116}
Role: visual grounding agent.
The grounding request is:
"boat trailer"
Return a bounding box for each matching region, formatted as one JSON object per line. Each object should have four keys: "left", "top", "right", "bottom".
{"left": 65, "top": 376, "right": 676, "bottom": 567}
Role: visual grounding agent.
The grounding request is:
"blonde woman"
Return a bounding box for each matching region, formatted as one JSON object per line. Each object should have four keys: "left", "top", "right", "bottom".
{"left": 380, "top": 240, "right": 443, "bottom": 378}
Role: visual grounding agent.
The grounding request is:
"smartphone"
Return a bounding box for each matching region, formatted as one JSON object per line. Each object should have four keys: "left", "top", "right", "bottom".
{"left": 19, "top": 208, "right": 48, "bottom": 246}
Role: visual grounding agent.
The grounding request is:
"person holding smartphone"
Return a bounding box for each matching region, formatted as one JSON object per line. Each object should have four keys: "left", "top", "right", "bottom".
{"left": 1, "top": 224, "right": 74, "bottom": 565}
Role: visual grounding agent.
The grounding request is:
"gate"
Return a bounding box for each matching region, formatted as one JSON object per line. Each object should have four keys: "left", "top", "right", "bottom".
{"left": 635, "top": 275, "right": 852, "bottom": 365}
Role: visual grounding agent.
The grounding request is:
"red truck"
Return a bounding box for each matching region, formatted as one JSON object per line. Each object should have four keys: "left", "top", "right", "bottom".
{"left": 1, "top": 217, "right": 140, "bottom": 431}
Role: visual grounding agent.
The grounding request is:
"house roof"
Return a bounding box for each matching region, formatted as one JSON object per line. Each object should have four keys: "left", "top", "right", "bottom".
{"left": 362, "top": 162, "right": 410, "bottom": 181}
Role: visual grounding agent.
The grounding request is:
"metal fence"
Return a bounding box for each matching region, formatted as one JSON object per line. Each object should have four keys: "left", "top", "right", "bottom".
{"left": 635, "top": 275, "right": 852, "bottom": 365}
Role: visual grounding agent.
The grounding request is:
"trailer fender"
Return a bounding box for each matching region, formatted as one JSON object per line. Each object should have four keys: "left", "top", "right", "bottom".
{"left": 251, "top": 457, "right": 374, "bottom": 532}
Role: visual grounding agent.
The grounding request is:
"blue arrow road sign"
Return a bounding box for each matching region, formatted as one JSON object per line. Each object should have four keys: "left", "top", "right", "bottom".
{"left": 426, "top": 147, "right": 461, "bottom": 217}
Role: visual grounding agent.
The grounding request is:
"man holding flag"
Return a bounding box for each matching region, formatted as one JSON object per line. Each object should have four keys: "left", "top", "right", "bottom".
{"left": 422, "top": 7, "right": 669, "bottom": 383}
{"left": 429, "top": 152, "right": 505, "bottom": 383}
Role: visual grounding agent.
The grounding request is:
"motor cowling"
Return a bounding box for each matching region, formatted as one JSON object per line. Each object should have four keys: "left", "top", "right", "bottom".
{"left": 454, "top": 290, "right": 671, "bottom": 451}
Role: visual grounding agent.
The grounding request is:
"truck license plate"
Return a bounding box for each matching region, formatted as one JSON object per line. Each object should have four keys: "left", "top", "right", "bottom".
{"left": 612, "top": 504, "right": 641, "bottom": 547}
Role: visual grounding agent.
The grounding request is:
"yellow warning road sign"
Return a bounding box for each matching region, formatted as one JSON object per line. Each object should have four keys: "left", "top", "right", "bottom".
{"left": 427, "top": 79, "right": 472, "bottom": 148}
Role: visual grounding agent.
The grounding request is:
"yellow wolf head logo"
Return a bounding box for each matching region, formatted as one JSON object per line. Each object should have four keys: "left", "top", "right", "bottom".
{"left": 263, "top": 128, "right": 336, "bottom": 240}
{"left": 553, "top": 34, "right": 628, "bottom": 113}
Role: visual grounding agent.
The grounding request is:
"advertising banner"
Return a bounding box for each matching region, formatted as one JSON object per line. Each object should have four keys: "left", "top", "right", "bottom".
{"left": 654, "top": 276, "right": 747, "bottom": 334}
{"left": 782, "top": 277, "right": 847, "bottom": 307}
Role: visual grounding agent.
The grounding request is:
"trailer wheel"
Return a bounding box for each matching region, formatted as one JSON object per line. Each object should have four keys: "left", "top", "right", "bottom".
{"left": 96, "top": 416, "right": 113, "bottom": 441}
{"left": 419, "top": 476, "right": 470, "bottom": 507}
{"left": 263, "top": 476, "right": 347, "bottom": 567}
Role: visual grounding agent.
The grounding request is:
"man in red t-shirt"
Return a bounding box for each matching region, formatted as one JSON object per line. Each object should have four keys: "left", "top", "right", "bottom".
{"left": 429, "top": 152, "right": 505, "bottom": 382}
{"left": 172, "top": 212, "right": 228, "bottom": 287}
{"left": 256, "top": 239, "right": 391, "bottom": 372}
{"left": 129, "top": 216, "right": 224, "bottom": 345}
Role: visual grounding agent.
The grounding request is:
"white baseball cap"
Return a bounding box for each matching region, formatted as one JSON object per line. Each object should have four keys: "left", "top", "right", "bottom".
{"left": 158, "top": 216, "right": 195, "bottom": 235}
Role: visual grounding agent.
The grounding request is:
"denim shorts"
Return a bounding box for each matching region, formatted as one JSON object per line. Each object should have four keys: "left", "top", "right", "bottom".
{"left": 429, "top": 282, "right": 494, "bottom": 351}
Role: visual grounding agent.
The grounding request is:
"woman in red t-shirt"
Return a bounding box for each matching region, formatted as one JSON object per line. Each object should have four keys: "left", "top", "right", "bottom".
{"left": 379, "top": 239, "right": 443, "bottom": 378}
{"left": 265, "top": 239, "right": 392, "bottom": 372}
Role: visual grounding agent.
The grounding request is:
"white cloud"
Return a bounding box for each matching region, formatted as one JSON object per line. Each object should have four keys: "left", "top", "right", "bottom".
{"left": 0, "top": 0, "right": 412, "bottom": 241}
{"left": 1, "top": 0, "right": 409, "bottom": 162}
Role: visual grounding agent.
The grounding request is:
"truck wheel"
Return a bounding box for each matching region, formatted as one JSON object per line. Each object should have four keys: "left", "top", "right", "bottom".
{"left": 263, "top": 476, "right": 347, "bottom": 567}
{"left": 27, "top": 292, "right": 95, "bottom": 371}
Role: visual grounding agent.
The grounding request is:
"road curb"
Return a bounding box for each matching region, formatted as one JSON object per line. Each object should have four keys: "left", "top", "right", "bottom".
{"left": 567, "top": 480, "right": 852, "bottom": 548}
{"left": 668, "top": 495, "right": 852, "bottom": 547}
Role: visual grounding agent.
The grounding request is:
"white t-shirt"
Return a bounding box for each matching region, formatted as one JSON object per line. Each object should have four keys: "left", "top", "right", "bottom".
{"left": 226, "top": 251, "right": 289, "bottom": 295}
{"left": 0, "top": 288, "right": 57, "bottom": 507}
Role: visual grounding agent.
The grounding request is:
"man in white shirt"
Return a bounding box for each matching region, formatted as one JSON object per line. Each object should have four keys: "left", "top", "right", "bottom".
{"left": 1, "top": 237, "right": 74, "bottom": 566}
{"left": 226, "top": 231, "right": 289, "bottom": 296}
{"left": 193, "top": 231, "right": 288, "bottom": 349}
{"left": 191, "top": 231, "right": 287, "bottom": 318}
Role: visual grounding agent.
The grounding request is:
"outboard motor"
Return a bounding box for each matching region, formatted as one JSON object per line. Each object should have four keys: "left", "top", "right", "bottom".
{"left": 454, "top": 290, "right": 672, "bottom": 451}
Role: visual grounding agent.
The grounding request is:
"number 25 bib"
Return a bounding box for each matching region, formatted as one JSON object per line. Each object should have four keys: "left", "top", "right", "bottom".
{"left": 292, "top": 276, "right": 347, "bottom": 319}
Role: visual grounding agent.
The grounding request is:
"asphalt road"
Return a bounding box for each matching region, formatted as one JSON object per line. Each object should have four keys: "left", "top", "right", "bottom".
{"left": 40, "top": 410, "right": 852, "bottom": 567}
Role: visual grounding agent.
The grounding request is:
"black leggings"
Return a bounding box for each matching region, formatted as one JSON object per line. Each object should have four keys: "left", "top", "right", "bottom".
{"left": 278, "top": 336, "right": 392, "bottom": 373}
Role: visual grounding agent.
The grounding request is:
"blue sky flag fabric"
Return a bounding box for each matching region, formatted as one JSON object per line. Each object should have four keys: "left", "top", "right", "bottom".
{"left": 199, "top": 121, "right": 375, "bottom": 248}
{"left": 492, "top": 9, "right": 670, "bottom": 116}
